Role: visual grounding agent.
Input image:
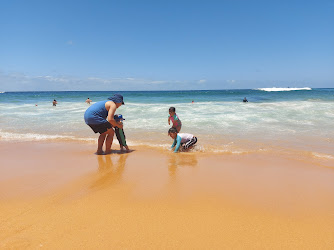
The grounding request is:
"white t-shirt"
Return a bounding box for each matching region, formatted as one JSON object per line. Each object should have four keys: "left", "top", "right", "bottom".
{"left": 178, "top": 133, "right": 194, "bottom": 143}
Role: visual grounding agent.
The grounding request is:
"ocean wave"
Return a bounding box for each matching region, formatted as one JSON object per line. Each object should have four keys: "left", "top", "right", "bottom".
{"left": 257, "top": 87, "right": 312, "bottom": 92}
{"left": 0, "top": 131, "right": 95, "bottom": 142}
{"left": 0, "top": 130, "right": 261, "bottom": 155}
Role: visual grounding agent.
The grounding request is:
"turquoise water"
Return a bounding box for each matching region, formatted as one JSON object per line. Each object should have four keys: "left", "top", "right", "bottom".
{"left": 0, "top": 88, "right": 333, "bottom": 156}
{"left": 1, "top": 88, "right": 334, "bottom": 103}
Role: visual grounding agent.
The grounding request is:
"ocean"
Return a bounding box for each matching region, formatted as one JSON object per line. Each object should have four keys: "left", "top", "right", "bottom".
{"left": 0, "top": 88, "right": 333, "bottom": 158}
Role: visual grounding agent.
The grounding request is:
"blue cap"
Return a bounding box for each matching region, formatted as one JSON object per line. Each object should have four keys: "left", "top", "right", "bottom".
{"left": 114, "top": 114, "right": 125, "bottom": 121}
{"left": 108, "top": 94, "right": 124, "bottom": 104}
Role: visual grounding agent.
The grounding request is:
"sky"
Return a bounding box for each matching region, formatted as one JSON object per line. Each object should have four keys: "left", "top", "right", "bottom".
{"left": 0, "top": 0, "right": 333, "bottom": 91}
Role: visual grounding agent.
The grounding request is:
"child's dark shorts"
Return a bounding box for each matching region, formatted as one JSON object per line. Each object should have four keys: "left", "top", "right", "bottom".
{"left": 181, "top": 136, "right": 198, "bottom": 150}
{"left": 87, "top": 122, "right": 112, "bottom": 134}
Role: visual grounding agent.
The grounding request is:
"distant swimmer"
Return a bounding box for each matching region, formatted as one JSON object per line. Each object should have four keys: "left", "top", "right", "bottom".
{"left": 243, "top": 97, "right": 248, "bottom": 102}
{"left": 192, "top": 100, "right": 194, "bottom": 103}
{"left": 53, "top": 99, "right": 57, "bottom": 106}
{"left": 86, "top": 98, "right": 92, "bottom": 104}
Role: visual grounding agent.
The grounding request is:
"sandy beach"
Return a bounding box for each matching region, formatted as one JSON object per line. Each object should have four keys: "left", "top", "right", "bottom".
{"left": 0, "top": 141, "right": 333, "bottom": 249}
{"left": 2, "top": 0, "right": 333, "bottom": 247}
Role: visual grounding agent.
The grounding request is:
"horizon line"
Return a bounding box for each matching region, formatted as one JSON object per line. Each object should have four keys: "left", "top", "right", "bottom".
{"left": 2, "top": 87, "right": 330, "bottom": 93}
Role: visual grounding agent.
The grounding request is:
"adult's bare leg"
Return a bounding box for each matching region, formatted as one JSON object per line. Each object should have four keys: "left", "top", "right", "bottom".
{"left": 105, "top": 128, "right": 115, "bottom": 154}
{"left": 97, "top": 132, "right": 107, "bottom": 155}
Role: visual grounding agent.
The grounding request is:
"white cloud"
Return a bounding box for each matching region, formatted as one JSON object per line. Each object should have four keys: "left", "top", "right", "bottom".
{"left": 87, "top": 77, "right": 113, "bottom": 84}
{"left": 150, "top": 80, "right": 167, "bottom": 84}
{"left": 0, "top": 71, "right": 212, "bottom": 91}
{"left": 37, "top": 75, "right": 70, "bottom": 83}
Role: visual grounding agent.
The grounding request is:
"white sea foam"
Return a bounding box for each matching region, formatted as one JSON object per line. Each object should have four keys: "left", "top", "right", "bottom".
{"left": 1, "top": 92, "right": 334, "bottom": 157}
{"left": 1, "top": 99, "right": 333, "bottom": 139}
{"left": 0, "top": 130, "right": 95, "bottom": 142}
{"left": 312, "top": 152, "right": 334, "bottom": 160}
{"left": 257, "top": 87, "right": 312, "bottom": 92}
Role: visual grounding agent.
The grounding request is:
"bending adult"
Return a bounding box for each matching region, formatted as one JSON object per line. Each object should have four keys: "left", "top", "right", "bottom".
{"left": 84, "top": 94, "right": 124, "bottom": 154}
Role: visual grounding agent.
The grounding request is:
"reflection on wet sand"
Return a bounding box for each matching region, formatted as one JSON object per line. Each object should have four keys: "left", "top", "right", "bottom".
{"left": 90, "top": 154, "right": 129, "bottom": 190}
{"left": 168, "top": 153, "right": 198, "bottom": 180}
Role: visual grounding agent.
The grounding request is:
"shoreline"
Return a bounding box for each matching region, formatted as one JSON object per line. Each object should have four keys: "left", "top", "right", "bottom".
{"left": 1, "top": 141, "right": 334, "bottom": 248}
{"left": 1, "top": 132, "right": 333, "bottom": 166}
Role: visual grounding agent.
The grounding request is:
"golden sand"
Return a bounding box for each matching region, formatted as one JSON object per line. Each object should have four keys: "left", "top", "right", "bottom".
{"left": 0, "top": 141, "right": 334, "bottom": 249}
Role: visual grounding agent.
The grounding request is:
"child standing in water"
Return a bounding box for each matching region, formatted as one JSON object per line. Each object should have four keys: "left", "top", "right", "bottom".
{"left": 114, "top": 114, "right": 129, "bottom": 152}
{"left": 168, "top": 127, "right": 197, "bottom": 153}
{"left": 168, "top": 107, "right": 182, "bottom": 132}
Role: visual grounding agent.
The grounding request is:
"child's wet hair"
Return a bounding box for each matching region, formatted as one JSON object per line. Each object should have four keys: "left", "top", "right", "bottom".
{"left": 168, "top": 127, "right": 178, "bottom": 134}
{"left": 169, "top": 107, "right": 175, "bottom": 112}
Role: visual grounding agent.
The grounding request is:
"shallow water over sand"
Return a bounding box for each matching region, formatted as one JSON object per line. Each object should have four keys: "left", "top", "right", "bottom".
{"left": 0, "top": 89, "right": 333, "bottom": 157}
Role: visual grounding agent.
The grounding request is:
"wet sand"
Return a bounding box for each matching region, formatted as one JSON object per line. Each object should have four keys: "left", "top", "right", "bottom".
{"left": 1, "top": 141, "right": 334, "bottom": 249}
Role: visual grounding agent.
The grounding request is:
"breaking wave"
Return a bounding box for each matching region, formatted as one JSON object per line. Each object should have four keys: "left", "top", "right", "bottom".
{"left": 257, "top": 87, "right": 312, "bottom": 92}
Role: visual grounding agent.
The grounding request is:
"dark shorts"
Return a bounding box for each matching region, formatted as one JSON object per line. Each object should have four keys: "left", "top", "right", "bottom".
{"left": 87, "top": 122, "right": 112, "bottom": 134}
{"left": 181, "top": 137, "right": 198, "bottom": 150}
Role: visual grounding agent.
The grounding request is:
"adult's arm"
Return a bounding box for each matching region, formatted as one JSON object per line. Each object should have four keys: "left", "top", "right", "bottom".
{"left": 105, "top": 101, "right": 123, "bottom": 129}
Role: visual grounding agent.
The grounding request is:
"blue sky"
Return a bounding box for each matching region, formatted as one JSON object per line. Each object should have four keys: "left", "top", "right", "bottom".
{"left": 1, "top": 0, "right": 333, "bottom": 91}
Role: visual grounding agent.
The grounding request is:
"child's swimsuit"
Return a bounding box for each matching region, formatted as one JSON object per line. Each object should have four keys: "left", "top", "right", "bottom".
{"left": 114, "top": 115, "right": 127, "bottom": 147}
{"left": 170, "top": 113, "right": 182, "bottom": 131}
{"left": 171, "top": 133, "right": 197, "bottom": 152}
{"left": 115, "top": 127, "right": 127, "bottom": 147}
